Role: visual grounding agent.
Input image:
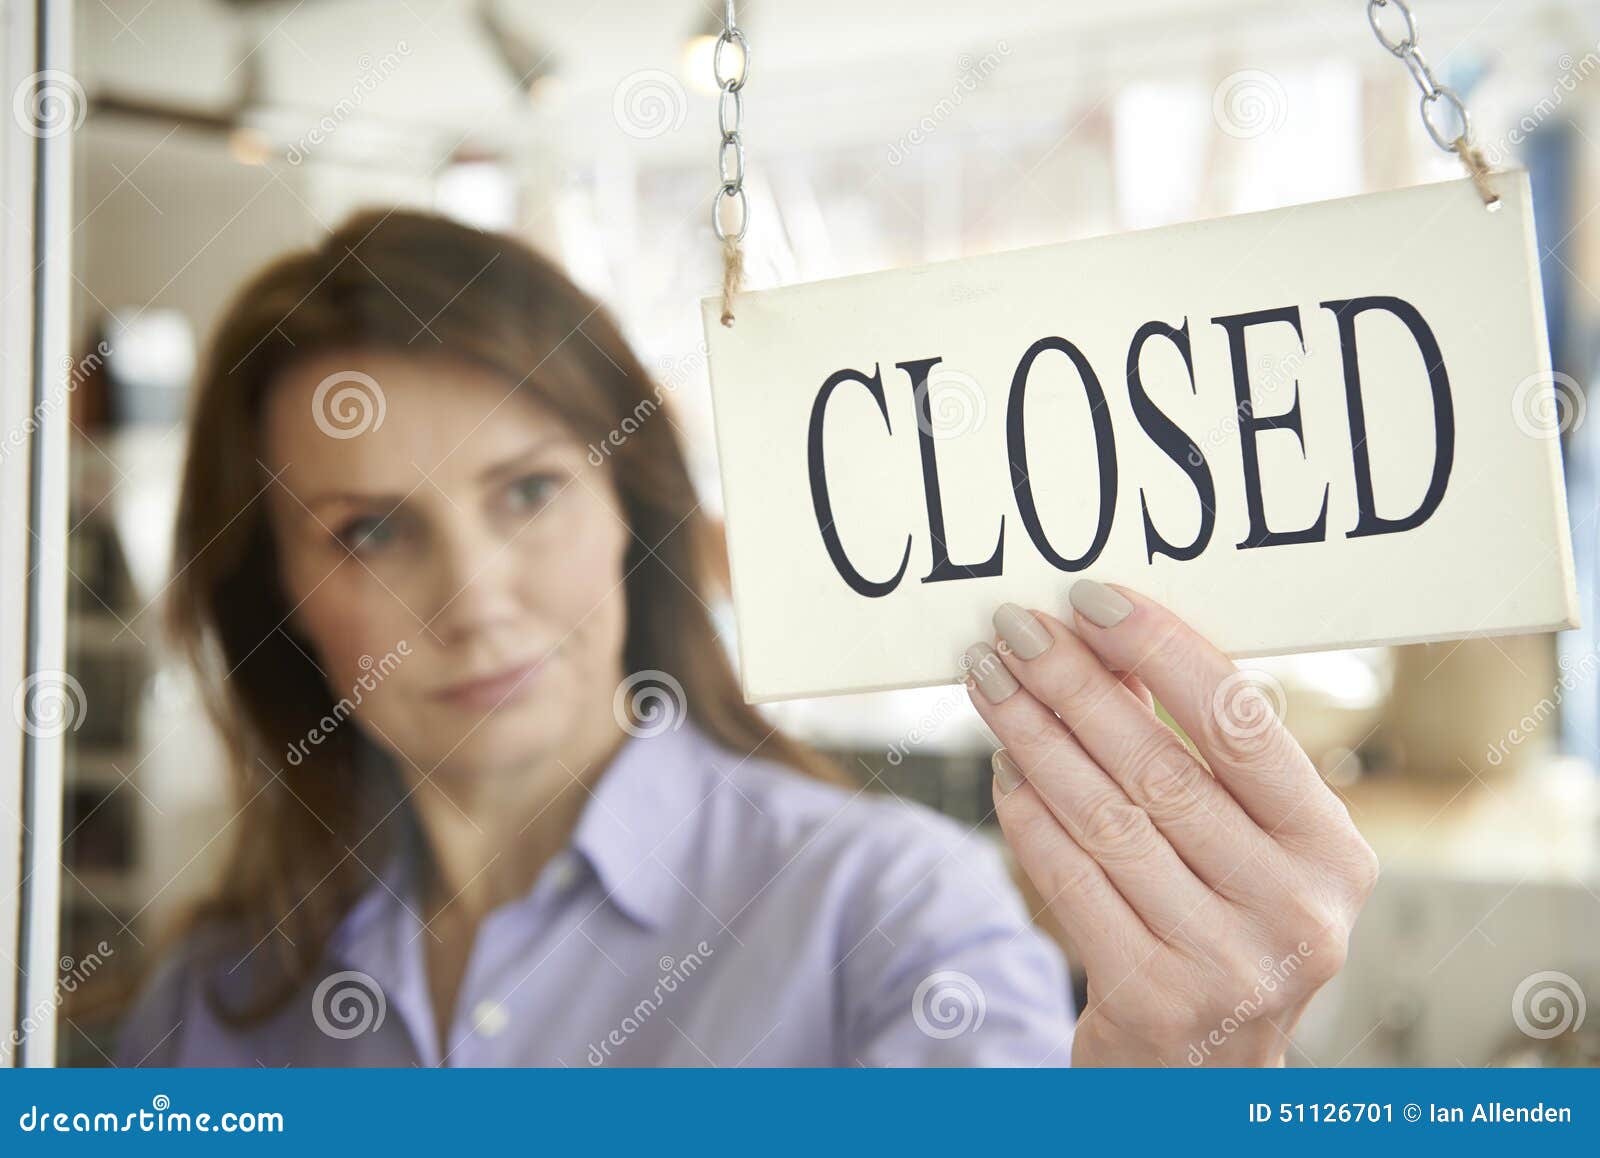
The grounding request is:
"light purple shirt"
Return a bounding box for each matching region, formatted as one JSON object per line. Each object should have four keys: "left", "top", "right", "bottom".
{"left": 115, "top": 722, "right": 1076, "bottom": 1066}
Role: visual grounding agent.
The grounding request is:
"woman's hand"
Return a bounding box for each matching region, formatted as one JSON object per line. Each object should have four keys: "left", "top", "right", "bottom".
{"left": 964, "top": 581, "right": 1379, "bottom": 1067}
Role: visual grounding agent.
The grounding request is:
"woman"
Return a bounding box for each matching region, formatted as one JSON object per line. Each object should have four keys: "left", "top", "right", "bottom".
{"left": 115, "top": 210, "right": 1377, "bottom": 1067}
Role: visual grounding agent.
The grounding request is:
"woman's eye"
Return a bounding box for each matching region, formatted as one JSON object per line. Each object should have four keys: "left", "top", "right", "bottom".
{"left": 335, "top": 515, "right": 397, "bottom": 555}
{"left": 504, "top": 472, "right": 559, "bottom": 515}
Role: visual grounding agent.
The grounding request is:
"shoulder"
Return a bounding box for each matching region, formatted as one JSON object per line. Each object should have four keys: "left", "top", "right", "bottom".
{"left": 690, "top": 725, "right": 966, "bottom": 845}
{"left": 681, "top": 726, "right": 1030, "bottom": 931}
{"left": 113, "top": 920, "right": 260, "bottom": 1067}
{"left": 681, "top": 728, "right": 1074, "bottom": 1063}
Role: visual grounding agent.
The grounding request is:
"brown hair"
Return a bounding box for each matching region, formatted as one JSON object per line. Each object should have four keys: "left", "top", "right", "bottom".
{"left": 158, "top": 208, "right": 843, "bottom": 1024}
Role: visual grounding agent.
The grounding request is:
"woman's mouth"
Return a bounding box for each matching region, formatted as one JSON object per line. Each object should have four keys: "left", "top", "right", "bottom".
{"left": 428, "top": 658, "right": 547, "bottom": 711}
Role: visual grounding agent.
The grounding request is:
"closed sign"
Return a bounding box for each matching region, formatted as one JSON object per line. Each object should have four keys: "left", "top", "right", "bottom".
{"left": 702, "top": 173, "right": 1579, "bottom": 703}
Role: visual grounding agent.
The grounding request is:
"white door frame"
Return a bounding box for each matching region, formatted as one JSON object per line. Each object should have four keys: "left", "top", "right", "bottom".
{"left": 2, "top": 0, "right": 74, "bottom": 1068}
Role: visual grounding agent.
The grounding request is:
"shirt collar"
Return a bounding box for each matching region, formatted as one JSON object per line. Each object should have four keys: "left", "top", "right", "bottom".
{"left": 570, "top": 721, "right": 709, "bottom": 930}
{"left": 330, "top": 720, "right": 712, "bottom": 957}
{"left": 325, "top": 837, "right": 441, "bottom": 1064}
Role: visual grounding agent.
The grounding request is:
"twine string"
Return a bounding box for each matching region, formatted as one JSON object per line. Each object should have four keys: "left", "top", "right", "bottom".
{"left": 720, "top": 235, "right": 745, "bottom": 327}
{"left": 1452, "top": 136, "right": 1501, "bottom": 209}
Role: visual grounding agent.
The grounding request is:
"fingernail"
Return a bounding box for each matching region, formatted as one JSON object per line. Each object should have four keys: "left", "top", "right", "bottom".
{"left": 1068, "top": 579, "right": 1132, "bottom": 628}
{"left": 963, "top": 642, "right": 1019, "bottom": 704}
{"left": 992, "top": 748, "right": 1024, "bottom": 795}
{"left": 993, "top": 602, "right": 1053, "bottom": 660}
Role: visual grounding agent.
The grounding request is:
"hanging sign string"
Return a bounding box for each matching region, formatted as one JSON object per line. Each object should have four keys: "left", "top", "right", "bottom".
{"left": 1368, "top": 0, "right": 1500, "bottom": 209}
{"left": 713, "top": 1, "right": 750, "bottom": 326}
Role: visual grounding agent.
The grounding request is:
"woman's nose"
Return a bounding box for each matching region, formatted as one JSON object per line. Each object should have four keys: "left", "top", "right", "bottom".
{"left": 425, "top": 521, "right": 527, "bottom": 646}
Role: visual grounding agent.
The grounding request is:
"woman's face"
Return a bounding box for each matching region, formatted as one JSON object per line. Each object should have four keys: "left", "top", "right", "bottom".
{"left": 261, "top": 348, "right": 631, "bottom": 782}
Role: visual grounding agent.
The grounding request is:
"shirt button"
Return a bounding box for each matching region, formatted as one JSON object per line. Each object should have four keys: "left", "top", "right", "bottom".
{"left": 472, "top": 1000, "right": 509, "bottom": 1037}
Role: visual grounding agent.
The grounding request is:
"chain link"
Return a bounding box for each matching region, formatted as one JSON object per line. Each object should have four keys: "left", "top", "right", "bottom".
{"left": 712, "top": 1, "right": 749, "bottom": 243}
{"left": 1366, "top": 0, "right": 1473, "bottom": 153}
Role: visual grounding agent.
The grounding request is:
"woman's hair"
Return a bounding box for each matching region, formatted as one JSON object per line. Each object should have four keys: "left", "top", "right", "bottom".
{"left": 158, "top": 208, "right": 843, "bottom": 1024}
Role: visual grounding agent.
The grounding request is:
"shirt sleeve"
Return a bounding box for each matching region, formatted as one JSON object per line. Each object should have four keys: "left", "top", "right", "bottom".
{"left": 838, "top": 805, "right": 1077, "bottom": 1066}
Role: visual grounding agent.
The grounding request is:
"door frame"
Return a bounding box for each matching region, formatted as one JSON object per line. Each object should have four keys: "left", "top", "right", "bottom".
{"left": 2, "top": 0, "right": 74, "bottom": 1068}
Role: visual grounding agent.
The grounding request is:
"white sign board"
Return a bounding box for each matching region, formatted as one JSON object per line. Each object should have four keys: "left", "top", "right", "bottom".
{"left": 703, "top": 172, "right": 1579, "bottom": 703}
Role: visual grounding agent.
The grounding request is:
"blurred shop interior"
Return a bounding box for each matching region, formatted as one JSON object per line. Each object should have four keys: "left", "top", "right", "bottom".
{"left": 54, "top": 0, "right": 1600, "bottom": 1065}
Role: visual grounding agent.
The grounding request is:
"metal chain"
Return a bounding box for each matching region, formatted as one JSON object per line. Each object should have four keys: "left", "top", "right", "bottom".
{"left": 1366, "top": 0, "right": 1469, "bottom": 151}
{"left": 1367, "top": 0, "right": 1498, "bottom": 206}
{"left": 712, "top": 0, "right": 749, "bottom": 243}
